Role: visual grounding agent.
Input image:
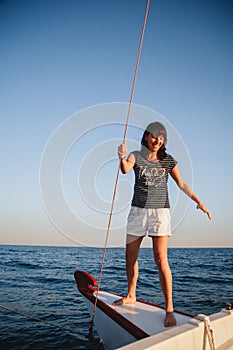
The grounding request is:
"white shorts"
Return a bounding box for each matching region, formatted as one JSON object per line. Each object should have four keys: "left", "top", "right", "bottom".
{"left": 126, "top": 207, "right": 172, "bottom": 237}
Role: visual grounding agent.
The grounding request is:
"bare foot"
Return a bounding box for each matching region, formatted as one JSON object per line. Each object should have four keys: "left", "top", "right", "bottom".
{"left": 112, "top": 296, "right": 136, "bottom": 306}
{"left": 164, "top": 311, "right": 177, "bottom": 327}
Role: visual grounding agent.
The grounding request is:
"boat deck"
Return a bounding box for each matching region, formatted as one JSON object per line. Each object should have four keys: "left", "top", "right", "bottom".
{"left": 95, "top": 290, "right": 192, "bottom": 336}
{"left": 75, "top": 270, "right": 233, "bottom": 350}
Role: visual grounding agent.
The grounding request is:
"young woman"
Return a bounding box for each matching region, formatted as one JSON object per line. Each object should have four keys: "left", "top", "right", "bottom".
{"left": 112, "top": 121, "right": 211, "bottom": 327}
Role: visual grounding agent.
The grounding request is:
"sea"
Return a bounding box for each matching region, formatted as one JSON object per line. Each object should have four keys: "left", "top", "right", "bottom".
{"left": 0, "top": 245, "right": 232, "bottom": 349}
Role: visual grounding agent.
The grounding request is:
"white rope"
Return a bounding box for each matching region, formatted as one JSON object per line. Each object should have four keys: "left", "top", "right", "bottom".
{"left": 195, "top": 315, "right": 216, "bottom": 350}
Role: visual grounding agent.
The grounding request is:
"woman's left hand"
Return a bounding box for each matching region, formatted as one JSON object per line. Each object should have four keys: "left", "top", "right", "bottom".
{"left": 197, "top": 203, "right": 212, "bottom": 220}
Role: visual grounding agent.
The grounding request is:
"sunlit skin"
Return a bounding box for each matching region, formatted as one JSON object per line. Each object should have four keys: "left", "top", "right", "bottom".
{"left": 113, "top": 131, "right": 211, "bottom": 327}
{"left": 146, "top": 132, "right": 165, "bottom": 158}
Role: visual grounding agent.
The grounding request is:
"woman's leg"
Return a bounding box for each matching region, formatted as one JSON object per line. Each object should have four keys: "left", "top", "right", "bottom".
{"left": 152, "top": 236, "right": 176, "bottom": 327}
{"left": 112, "top": 235, "right": 143, "bottom": 305}
{"left": 126, "top": 235, "right": 143, "bottom": 301}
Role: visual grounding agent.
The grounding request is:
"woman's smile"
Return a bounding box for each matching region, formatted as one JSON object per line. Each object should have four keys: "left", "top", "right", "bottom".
{"left": 147, "top": 133, "right": 164, "bottom": 151}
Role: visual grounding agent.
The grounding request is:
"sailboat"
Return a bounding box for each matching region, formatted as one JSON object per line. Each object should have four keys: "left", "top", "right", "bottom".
{"left": 74, "top": 270, "right": 233, "bottom": 350}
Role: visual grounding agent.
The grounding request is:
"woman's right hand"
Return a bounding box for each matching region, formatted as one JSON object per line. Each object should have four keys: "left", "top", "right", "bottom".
{"left": 118, "top": 143, "right": 127, "bottom": 160}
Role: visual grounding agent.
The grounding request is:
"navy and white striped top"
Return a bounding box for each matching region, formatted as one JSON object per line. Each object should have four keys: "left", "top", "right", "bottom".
{"left": 131, "top": 151, "right": 177, "bottom": 209}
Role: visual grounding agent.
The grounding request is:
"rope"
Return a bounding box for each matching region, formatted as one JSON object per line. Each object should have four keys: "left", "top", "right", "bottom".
{"left": 88, "top": 0, "right": 151, "bottom": 340}
{"left": 0, "top": 304, "right": 80, "bottom": 337}
{"left": 195, "top": 315, "right": 216, "bottom": 350}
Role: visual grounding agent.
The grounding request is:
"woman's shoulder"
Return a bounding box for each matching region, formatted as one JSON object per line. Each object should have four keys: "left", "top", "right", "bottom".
{"left": 130, "top": 150, "right": 145, "bottom": 164}
{"left": 162, "top": 153, "right": 178, "bottom": 169}
{"left": 130, "top": 150, "right": 141, "bottom": 158}
{"left": 164, "top": 153, "right": 175, "bottom": 161}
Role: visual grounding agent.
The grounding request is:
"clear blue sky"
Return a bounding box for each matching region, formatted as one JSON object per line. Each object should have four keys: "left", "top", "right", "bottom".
{"left": 1, "top": 0, "right": 233, "bottom": 247}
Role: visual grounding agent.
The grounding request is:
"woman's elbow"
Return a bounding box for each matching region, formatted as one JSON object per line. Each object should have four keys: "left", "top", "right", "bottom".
{"left": 121, "top": 165, "right": 129, "bottom": 174}
{"left": 176, "top": 180, "right": 185, "bottom": 190}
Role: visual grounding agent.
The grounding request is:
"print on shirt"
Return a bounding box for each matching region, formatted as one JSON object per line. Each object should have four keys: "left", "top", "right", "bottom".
{"left": 139, "top": 166, "right": 166, "bottom": 188}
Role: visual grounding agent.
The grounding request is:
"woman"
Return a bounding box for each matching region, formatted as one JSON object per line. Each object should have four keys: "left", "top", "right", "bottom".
{"left": 112, "top": 121, "right": 211, "bottom": 327}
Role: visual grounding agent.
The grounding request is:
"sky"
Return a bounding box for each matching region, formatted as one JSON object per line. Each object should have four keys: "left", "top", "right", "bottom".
{"left": 1, "top": 0, "right": 233, "bottom": 248}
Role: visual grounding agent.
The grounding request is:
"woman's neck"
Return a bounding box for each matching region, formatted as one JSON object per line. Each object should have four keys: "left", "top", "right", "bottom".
{"left": 147, "top": 151, "right": 159, "bottom": 162}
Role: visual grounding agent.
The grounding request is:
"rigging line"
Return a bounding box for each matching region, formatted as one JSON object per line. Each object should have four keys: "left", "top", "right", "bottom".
{"left": 88, "top": 0, "right": 151, "bottom": 339}
{"left": 0, "top": 304, "right": 80, "bottom": 337}
{"left": 195, "top": 315, "right": 216, "bottom": 350}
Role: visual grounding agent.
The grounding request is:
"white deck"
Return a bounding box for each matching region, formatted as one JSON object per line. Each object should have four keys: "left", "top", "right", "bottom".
{"left": 91, "top": 291, "right": 233, "bottom": 350}
{"left": 96, "top": 290, "right": 191, "bottom": 336}
{"left": 116, "top": 309, "right": 233, "bottom": 350}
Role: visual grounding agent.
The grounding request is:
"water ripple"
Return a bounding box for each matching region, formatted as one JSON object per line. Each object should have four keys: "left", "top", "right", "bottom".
{"left": 0, "top": 246, "right": 232, "bottom": 349}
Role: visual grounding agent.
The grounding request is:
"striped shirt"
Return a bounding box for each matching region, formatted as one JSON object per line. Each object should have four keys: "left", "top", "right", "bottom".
{"left": 131, "top": 151, "right": 177, "bottom": 209}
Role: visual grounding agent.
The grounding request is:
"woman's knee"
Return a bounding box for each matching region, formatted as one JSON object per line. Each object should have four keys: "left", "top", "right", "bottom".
{"left": 126, "top": 249, "right": 138, "bottom": 267}
{"left": 154, "top": 252, "right": 169, "bottom": 270}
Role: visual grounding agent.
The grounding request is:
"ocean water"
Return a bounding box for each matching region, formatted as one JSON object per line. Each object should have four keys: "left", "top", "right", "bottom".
{"left": 0, "top": 245, "right": 232, "bottom": 349}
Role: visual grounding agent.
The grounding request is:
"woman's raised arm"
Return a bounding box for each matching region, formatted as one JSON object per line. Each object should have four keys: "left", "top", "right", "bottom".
{"left": 118, "top": 143, "right": 135, "bottom": 174}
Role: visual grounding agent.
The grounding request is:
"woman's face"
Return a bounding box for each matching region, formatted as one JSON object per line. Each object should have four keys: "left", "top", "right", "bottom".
{"left": 146, "top": 130, "right": 164, "bottom": 152}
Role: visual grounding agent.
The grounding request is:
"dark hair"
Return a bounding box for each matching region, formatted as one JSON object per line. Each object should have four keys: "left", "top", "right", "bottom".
{"left": 141, "top": 121, "right": 167, "bottom": 160}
